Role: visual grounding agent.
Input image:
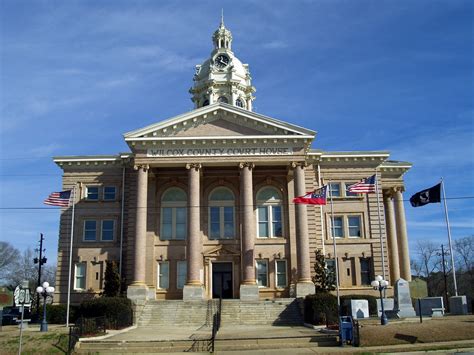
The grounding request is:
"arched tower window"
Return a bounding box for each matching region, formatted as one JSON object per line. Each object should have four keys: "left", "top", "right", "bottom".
{"left": 203, "top": 99, "right": 210, "bottom": 107}
{"left": 256, "top": 187, "right": 283, "bottom": 238}
{"left": 208, "top": 187, "right": 235, "bottom": 239}
{"left": 161, "top": 187, "right": 187, "bottom": 240}
{"left": 235, "top": 98, "right": 245, "bottom": 108}
{"left": 217, "top": 96, "right": 228, "bottom": 104}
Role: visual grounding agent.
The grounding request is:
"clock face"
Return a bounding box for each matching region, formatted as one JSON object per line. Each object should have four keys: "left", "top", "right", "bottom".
{"left": 215, "top": 54, "right": 230, "bottom": 68}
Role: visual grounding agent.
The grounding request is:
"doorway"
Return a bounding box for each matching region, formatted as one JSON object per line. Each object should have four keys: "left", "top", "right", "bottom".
{"left": 212, "top": 262, "right": 233, "bottom": 299}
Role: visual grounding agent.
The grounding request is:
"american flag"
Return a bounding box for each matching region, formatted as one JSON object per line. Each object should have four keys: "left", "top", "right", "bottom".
{"left": 293, "top": 185, "right": 327, "bottom": 205}
{"left": 347, "top": 175, "right": 377, "bottom": 193}
{"left": 44, "top": 190, "right": 72, "bottom": 207}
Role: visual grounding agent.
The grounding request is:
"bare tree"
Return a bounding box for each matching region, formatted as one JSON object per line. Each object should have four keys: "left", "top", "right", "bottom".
{"left": 0, "top": 241, "right": 21, "bottom": 282}
{"left": 415, "top": 240, "right": 441, "bottom": 277}
{"left": 453, "top": 235, "right": 473, "bottom": 273}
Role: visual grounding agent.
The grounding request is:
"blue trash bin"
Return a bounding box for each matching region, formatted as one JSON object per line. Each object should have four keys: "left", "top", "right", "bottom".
{"left": 339, "top": 316, "right": 353, "bottom": 345}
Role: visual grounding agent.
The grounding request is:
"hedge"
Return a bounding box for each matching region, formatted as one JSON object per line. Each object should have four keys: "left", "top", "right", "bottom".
{"left": 46, "top": 304, "right": 79, "bottom": 324}
{"left": 340, "top": 294, "right": 379, "bottom": 316}
{"left": 77, "top": 297, "right": 132, "bottom": 329}
{"left": 304, "top": 293, "right": 338, "bottom": 325}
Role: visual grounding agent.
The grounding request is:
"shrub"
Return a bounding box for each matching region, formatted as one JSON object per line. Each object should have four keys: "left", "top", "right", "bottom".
{"left": 103, "top": 261, "right": 121, "bottom": 297}
{"left": 340, "top": 294, "right": 379, "bottom": 316}
{"left": 304, "top": 293, "right": 338, "bottom": 325}
{"left": 46, "top": 304, "right": 79, "bottom": 324}
{"left": 77, "top": 297, "right": 132, "bottom": 329}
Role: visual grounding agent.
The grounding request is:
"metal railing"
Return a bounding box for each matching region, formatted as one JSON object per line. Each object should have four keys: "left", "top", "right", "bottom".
{"left": 68, "top": 316, "right": 106, "bottom": 354}
{"left": 208, "top": 297, "right": 222, "bottom": 353}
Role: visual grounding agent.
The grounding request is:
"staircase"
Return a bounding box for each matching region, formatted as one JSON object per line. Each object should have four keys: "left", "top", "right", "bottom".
{"left": 138, "top": 300, "right": 212, "bottom": 327}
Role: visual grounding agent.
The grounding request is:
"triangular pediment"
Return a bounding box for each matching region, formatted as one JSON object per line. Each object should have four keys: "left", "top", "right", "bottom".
{"left": 203, "top": 245, "right": 240, "bottom": 257}
{"left": 124, "top": 103, "right": 315, "bottom": 141}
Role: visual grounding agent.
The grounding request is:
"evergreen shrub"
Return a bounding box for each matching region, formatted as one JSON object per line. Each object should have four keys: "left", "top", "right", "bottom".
{"left": 46, "top": 304, "right": 79, "bottom": 324}
{"left": 77, "top": 297, "right": 132, "bottom": 329}
{"left": 304, "top": 293, "right": 338, "bottom": 325}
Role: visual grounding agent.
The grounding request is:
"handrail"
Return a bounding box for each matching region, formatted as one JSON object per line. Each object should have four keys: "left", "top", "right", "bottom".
{"left": 209, "top": 296, "right": 222, "bottom": 353}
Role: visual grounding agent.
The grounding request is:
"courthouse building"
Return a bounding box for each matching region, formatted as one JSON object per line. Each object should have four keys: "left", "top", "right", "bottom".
{"left": 53, "top": 20, "right": 412, "bottom": 304}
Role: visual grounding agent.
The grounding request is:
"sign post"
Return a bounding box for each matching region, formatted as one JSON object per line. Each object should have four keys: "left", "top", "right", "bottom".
{"left": 15, "top": 281, "right": 31, "bottom": 355}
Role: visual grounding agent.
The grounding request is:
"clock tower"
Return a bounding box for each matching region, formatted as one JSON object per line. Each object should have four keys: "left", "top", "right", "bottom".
{"left": 190, "top": 16, "right": 256, "bottom": 111}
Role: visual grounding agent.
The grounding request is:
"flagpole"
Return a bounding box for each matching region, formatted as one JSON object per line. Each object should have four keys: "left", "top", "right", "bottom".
{"left": 329, "top": 181, "right": 340, "bottom": 309}
{"left": 317, "top": 164, "right": 325, "bottom": 256}
{"left": 441, "top": 178, "right": 458, "bottom": 296}
{"left": 66, "top": 185, "right": 76, "bottom": 327}
{"left": 374, "top": 173, "right": 387, "bottom": 281}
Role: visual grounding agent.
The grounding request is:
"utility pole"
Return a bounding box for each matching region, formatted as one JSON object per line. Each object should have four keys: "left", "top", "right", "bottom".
{"left": 34, "top": 233, "right": 47, "bottom": 317}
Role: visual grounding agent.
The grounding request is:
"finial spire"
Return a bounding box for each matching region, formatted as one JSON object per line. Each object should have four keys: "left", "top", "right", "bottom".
{"left": 221, "top": 9, "right": 224, "bottom": 27}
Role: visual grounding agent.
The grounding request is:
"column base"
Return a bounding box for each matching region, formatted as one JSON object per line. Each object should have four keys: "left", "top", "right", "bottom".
{"left": 183, "top": 285, "right": 205, "bottom": 301}
{"left": 240, "top": 284, "right": 259, "bottom": 301}
{"left": 127, "top": 284, "right": 149, "bottom": 324}
{"left": 296, "top": 282, "right": 315, "bottom": 298}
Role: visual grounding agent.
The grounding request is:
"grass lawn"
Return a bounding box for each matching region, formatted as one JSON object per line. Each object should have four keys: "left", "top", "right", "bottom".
{"left": 0, "top": 324, "right": 70, "bottom": 354}
{"left": 358, "top": 314, "right": 474, "bottom": 347}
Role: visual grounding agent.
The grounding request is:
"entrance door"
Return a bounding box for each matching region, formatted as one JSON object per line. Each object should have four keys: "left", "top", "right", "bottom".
{"left": 212, "top": 262, "right": 233, "bottom": 299}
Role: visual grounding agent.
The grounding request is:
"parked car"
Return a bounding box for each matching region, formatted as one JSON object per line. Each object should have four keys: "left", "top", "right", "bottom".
{"left": 1, "top": 306, "right": 31, "bottom": 325}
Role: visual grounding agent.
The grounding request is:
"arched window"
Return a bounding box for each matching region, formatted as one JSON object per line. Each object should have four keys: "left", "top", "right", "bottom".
{"left": 256, "top": 187, "right": 283, "bottom": 238}
{"left": 161, "top": 187, "right": 187, "bottom": 240}
{"left": 235, "top": 98, "right": 245, "bottom": 108}
{"left": 203, "top": 99, "right": 210, "bottom": 107}
{"left": 208, "top": 187, "right": 235, "bottom": 239}
{"left": 217, "top": 96, "right": 228, "bottom": 103}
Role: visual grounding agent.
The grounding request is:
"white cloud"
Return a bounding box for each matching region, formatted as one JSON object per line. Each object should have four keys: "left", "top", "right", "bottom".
{"left": 262, "top": 40, "right": 288, "bottom": 50}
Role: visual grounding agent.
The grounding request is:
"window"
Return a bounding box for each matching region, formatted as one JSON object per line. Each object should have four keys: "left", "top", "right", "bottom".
{"left": 84, "top": 220, "right": 97, "bottom": 241}
{"left": 103, "top": 186, "right": 116, "bottom": 200}
{"left": 235, "top": 98, "right": 245, "bottom": 108}
{"left": 177, "top": 261, "right": 187, "bottom": 289}
{"left": 86, "top": 186, "right": 99, "bottom": 200}
{"left": 331, "top": 217, "right": 343, "bottom": 238}
{"left": 161, "top": 188, "right": 187, "bottom": 240}
{"left": 158, "top": 262, "right": 169, "bottom": 289}
{"left": 208, "top": 187, "right": 235, "bottom": 239}
{"left": 348, "top": 216, "right": 361, "bottom": 237}
{"left": 256, "top": 187, "right": 283, "bottom": 238}
{"left": 203, "top": 99, "right": 209, "bottom": 106}
{"left": 101, "top": 220, "right": 114, "bottom": 241}
{"left": 329, "top": 215, "right": 363, "bottom": 238}
{"left": 275, "top": 260, "right": 287, "bottom": 288}
{"left": 344, "top": 183, "right": 358, "bottom": 197}
{"left": 329, "top": 183, "right": 341, "bottom": 197}
{"left": 256, "top": 260, "right": 268, "bottom": 287}
{"left": 360, "top": 258, "right": 372, "bottom": 285}
{"left": 217, "top": 96, "right": 228, "bottom": 103}
{"left": 75, "top": 263, "right": 86, "bottom": 290}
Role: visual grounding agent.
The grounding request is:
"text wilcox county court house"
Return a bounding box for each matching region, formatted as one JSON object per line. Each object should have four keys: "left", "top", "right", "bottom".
{"left": 53, "top": 20, "right": 413, "bottom": 307}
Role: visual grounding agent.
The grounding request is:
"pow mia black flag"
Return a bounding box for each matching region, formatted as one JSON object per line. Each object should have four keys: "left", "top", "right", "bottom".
{"left": 410, "top": 183, "right": 441, "bottom": 207}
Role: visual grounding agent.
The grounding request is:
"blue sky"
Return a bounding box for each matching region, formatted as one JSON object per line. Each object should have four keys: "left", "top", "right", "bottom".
{"left": 0, "top": 1, "right": 473, "bottom": 265}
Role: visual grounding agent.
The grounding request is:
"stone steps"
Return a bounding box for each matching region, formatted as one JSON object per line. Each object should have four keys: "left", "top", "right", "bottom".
{"left": 77, "top": 334, "right": 338, "bottom": 353}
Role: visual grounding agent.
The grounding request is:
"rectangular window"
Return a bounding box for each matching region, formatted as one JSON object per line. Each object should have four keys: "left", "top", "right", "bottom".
{"left": 103, "top": 186, "right": 116, "bottom": 200}
{"left": 332, "top": 217, "right": 343, "bottom": 238}
{"left": 223, "top": 206, "right": 234, "bottom": 238}
{"left": 210, "top": 207, "right": 221, "bottom": 239}
{"left": 158, "top": 262, "right": 169, "bottom": 289}
{"left": 177, "top": 261, "right": 187, "bottom": 289}
{"left": 161, "top": 208, "right": 173, "bottom": 240}
{"left": 256, "top": 260, "right": 268, "bottom": 287}
{"left": 257, "top": 207, "right": 269, "bottom": 238}
{"left": 345, "top": 182, "right": 358, "bottom": 197}
{"left": 101, "top": 220, "right": 114, "bottom": 241}
{"left": 84, "top": 220, "right": 97, "bottom": 241}
{"left": 348, "top": 216, "right": 361, "bottom": 237}
{"left": 86, "top": 186, "right": 99, "bottom": 200}
{"left": 329, "top": 183, "right": 341, "bottom": 197}
{"left": 175, "top": 207, "right": 186, "bottom": 240}
{"left": 75, "top": 263, "right": 86, "bottom": 290}
{"left": 272, "top": 206, "right": 282, "bottom": 237}
{"left": 360, "top": 258, "right": 372, "bottom": 285}
{"left": 275, "top": 260, "right": 287, "bottom": 288}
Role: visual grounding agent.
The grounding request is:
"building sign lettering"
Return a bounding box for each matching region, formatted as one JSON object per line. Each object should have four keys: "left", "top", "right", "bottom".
{"left": 147, "top": 147, "right": 295, "bottom": 157}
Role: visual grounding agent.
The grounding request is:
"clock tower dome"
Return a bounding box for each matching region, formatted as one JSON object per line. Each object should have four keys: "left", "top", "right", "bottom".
{"left": 190, "top": 16, "right": 256, "bottom": 111}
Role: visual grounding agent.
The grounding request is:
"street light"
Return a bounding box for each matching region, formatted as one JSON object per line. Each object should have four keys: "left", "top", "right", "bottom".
{"left": 36, "top": 281, "right": 55, "bottom": 332}
{"left": 371, "top": 275, "right": 389, "bottom": 325}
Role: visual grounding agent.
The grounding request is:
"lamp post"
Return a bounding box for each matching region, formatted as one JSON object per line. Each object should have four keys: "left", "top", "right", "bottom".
{"left": 371, "top": 275, "right": 389, "bottom": 325}
{"left": 36, "top": 281, "right": 55, "bottom": 332}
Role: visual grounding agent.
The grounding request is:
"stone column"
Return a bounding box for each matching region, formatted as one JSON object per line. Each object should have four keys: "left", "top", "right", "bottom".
{"left": 383, "top": 190, "right": 400, "bottom": 283}
{"left": 127, "top": 164, "right": 150, "bottom": 317}
{"left": 183, "top": 163, "right": 204, "bottom": 301}
{"left": 239, "top": 162, "right": 259, "bottom": 301}
{"left": 293, "top": 162, "right": 315, "bottom": 297}
{"left": 394, "top": 188, "right": 412, "bottom": 281}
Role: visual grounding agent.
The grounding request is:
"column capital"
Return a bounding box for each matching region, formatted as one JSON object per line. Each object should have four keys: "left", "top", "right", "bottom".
{"left": 133, "top": 164, "right": 149, "bottom": 171}
{"left": 291, "top": 161, "right": 308, "bottom": 169}
{"left": 394, "top": 186, "right": 405, "bottom": 193}
{"left": 186, "top": 163, "right": 202, "bottom": 171}
{"left": 239, "top": 162, "right": 255, "bottom": 169}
